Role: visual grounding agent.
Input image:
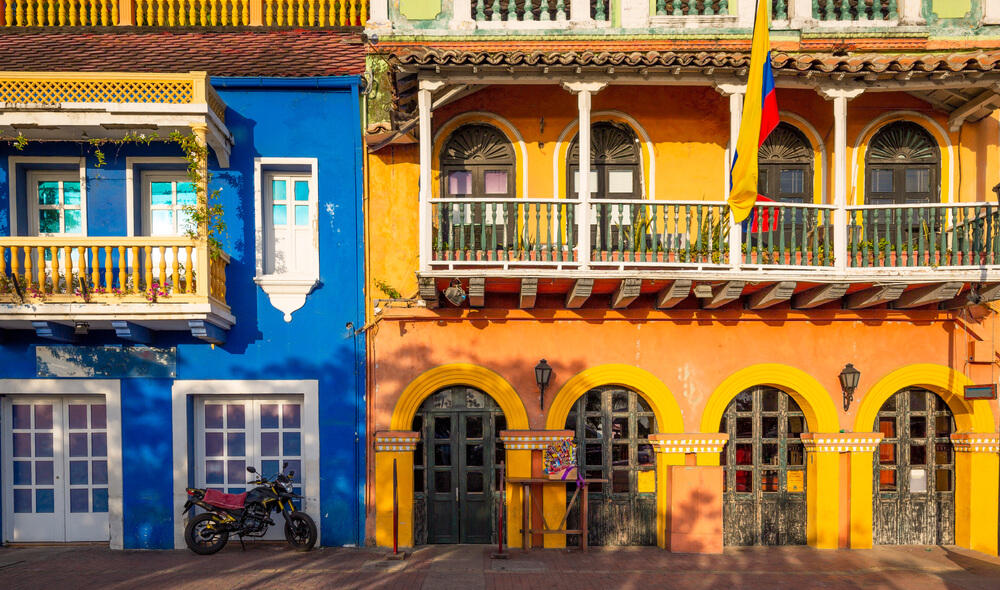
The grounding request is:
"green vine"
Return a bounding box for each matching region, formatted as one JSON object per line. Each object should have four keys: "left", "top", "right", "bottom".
{"left": 374, "top": 278, "right": 403, "bottom": 299}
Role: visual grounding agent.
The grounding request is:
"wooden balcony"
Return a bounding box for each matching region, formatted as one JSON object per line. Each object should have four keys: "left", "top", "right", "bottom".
{"left": 0, "top": 237, "right": 233, "bottom": 344}
{"left": 420, "top": 199, "right": 1000, "bottom": 311}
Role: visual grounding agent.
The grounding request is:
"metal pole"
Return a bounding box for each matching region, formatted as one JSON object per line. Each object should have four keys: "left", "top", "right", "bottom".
{"left": 392, "top": 458, "right": 398, "bottom": 556}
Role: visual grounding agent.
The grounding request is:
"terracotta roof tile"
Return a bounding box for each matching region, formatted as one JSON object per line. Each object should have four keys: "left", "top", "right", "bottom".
{"left": 0, "top": 30, "right": 365, "bottom": 77}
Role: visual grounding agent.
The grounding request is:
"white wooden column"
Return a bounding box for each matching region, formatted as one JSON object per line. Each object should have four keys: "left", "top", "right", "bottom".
{"left": 899, "top": 0, "right": 926, "bottom": 25}
{"left": 819, "top": 87, "right": 864, "bottom": 272}
{"left": 367, "top": 0, "right": 390, "bottom": 29}
{"left": 562, "top": 81, "right": 607, "bottom": 271}
{"left": 450, "top": 0, "right": 475, "bottom": 29}
{"left": 418, "top": 79, "right": 446, "bottom": 273}
{"left": 788, "top": 0, "right": 814, "bottom": 29}
{"left": 715, "top": 83, "right": 745, "bottom": 270}
{"left": 621, "top": 0, "right": 650, "bottom": 28}
{"left": 570, "top": 0, "right": 591, "bottom": 22}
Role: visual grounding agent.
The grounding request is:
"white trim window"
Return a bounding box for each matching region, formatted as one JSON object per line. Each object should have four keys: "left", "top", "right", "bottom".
{"left": 143, "top": 173, "right": 197, "bottom": 237}
{"left": 28, "top": 171, "right": 86, "bottom": 236}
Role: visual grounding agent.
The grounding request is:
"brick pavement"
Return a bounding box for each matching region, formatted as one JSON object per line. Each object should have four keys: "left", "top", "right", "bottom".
{"left": 0, "top": 543, "right": 998, "bottom": 590}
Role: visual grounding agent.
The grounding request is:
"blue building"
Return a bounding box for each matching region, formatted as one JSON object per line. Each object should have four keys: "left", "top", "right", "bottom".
{"left": 0, "top": 31, "right": 366, "bottom": 549}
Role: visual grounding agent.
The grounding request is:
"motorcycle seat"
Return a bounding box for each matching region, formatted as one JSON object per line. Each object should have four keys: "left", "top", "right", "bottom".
{"left": 203, "top": 489, "right": 247, "bottom": 510}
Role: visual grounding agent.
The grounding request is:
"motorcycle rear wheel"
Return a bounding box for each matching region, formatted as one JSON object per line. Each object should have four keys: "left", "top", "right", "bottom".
{"left": 185, "top": 513, "right": 230, "bottom": 555}
{"left": 284, "top": 512, "right": 317, "bottom": 551}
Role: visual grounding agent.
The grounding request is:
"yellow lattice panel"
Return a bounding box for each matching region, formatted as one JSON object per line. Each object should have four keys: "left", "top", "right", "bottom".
{"left": 0, "top": 78, "right": 194, "bottom": 105}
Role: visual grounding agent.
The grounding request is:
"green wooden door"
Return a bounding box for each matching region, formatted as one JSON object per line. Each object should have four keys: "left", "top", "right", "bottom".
{"left": 413, "top": 387, "right": 505, "bottom": 544}
{"left": 720, "top": 387, "right": 808, "bottom": 546}
{"left": 873, "top": 388, "right": 955, "bottom": 545}
{"left": 565, "top": 386, "right": 657, "bottom": 546}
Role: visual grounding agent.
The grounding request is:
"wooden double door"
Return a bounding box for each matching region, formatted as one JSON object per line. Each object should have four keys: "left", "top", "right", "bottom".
{"left": 413, "top": 387, "right": 505, "bottom": 544}
{"left": 721, "top": 387, "right": 808, "bottom": 546}
{"left": 873, "top": 388, "right": 955, "bottom": 545}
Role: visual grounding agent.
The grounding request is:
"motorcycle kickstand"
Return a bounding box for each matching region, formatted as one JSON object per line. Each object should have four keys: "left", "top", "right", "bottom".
{"left": 239, "top": 535, "right": 246, "bottom": 551}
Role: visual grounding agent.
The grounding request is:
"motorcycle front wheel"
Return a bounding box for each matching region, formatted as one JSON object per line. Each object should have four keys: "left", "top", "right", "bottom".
{"left": 185, "top": 513, "right": 230, "bottom": 555}
{"left": 284, "top": 512, "right": 317, "bottom": 551}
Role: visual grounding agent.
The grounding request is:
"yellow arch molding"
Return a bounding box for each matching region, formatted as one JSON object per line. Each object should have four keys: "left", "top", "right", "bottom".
{"left": 544, "top": 364, "right": 684, "bottom": 432}
{"left": 700, "top": 364, "right": 840, "bottom": 434}
{"left": 390, "top": 364, "right": 530, "bottom": 431}
{"left": 854, "top": 364, "right": 995, "bottom": 433}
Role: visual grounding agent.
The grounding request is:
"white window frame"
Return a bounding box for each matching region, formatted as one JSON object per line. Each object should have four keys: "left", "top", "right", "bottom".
{"left": 0, "top": 379, "right": 123, "bottom": 549}
{"left": 141, "top": 172, "right": 197, "bottom": 237}
{"left": 171, "top": 380, "right": 320, "bottom": 550}
{"left": 125, "top": 157, "right": 189, "bottom": 237}
{"left": 253, "top": 158, "right": 319, "bottom": 322}
{"left": 6, "top": 157, "right": 87, "bottom": 237}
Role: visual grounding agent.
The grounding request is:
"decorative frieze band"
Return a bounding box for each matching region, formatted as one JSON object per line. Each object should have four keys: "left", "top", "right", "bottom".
{"left": 499, "top": 430, "right": 573, "bottom": 450}
{"left": 800, "top": 433, "right": 883, "bottom": 453}
{"left": 374, "top": 430, "right": 420, "bottom": 452}
{"left": 648, "top": 433, "right": 729, "bottom": 454}
{"left": 950, "top": 432, "right": 1000, "bottom": 453}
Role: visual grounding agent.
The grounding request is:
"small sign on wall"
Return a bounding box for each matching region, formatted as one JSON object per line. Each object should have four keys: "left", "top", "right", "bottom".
{"left": 964, "top": 384, "right": 997, "bottom": 401}
{"left": 786, "top": 470, "right": 805, "bottom": 492}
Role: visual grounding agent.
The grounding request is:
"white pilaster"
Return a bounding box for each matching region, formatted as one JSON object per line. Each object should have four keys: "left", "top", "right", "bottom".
{"left": 571, "top": 0, "right": 592, "bottom": 22}
{"left": 819, "top": 87, "right": 864, "bottom": 272}
{"left": 366, "top": 0, "right": 391, "bottom": 30}
{"left": 788, "top": 0, "right": 815, "bottom": 29}
{"left": 450, "top": 0, "right": 476, "bottom": 29}
{"left": 736, "top": 0, "right": 757, "bottom": 27}
{"left": 562, "top": 81, "right": 607, "bottom": 270}
{"left": 621, "top": 0, "right": 650, "bottom": 27}
{"left": 899, "top": 0, "right": 926, "bottom": 25}
{"left": 715, "top": 83, "right": 746, "bottom": 269}
{"left": 418, "top": 79, "right": 446, "bottom": 273}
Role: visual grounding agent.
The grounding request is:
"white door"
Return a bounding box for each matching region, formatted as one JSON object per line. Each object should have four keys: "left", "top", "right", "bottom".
{"left": 7, "top": 397, "right": 109, "bottom": 542}
{"left": 194, "top": 397, "right": 304, "bottom": 539}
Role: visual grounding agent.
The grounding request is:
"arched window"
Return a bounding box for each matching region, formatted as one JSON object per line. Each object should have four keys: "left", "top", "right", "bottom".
{"left": 758, "top": 123, "right": 813, "bottom": 203}
{"left": 440, "top": 123, "right": 516, "bottom": 247}
{"left": 567, "top": 122, "right": 642, "bottom": 251}
{"left": 866, "top": 121, "right": 940, "bottom": 204}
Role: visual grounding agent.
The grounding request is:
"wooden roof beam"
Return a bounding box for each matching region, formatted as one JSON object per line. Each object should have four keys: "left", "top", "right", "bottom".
{"left": 941, "top": 283, "right": 1000, "bottom": 310}
{"left": 845, "top": 284, "right": 907, "bottom": 309}
{"left": 565, "top": 278, "right": 594, "bottom": 309}
{"left": 418, "top": 276, "right": 439, "bottom": 308}
{"left": 748, "top": 282, "right": 797, "bottom": 310}
{"left": 702, "top": 281, "right": 745, "bottom": 310}
{"left": 892, "top": 282, "right": 964, "bottom": 309}
{"left": 611, "top": 278, "right": 642, "bottom": 309}
{"left": 656, "top": 279, "right": 692, "bottom": 309}
{"left": 519, "top": 278, "right": 538, "bottom": 309}
{"left": 949, "top": 84, "right": 1000, "bottom": 131}
{"left": 467, "top": 277, "right": 486, "bottom": 308}
{"left": 792, "top": 283, "right": 849, "bottom": 309}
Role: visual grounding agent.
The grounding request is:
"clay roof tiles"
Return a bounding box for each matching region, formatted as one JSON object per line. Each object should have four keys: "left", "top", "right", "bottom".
{"left": 0, "top": 31, "right": 365, "bottom": 77}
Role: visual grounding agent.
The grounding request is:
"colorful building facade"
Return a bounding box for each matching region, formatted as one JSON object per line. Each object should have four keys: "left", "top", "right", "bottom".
{"left": 0, "top": 30, "right": 367, "bottom": 549}
{"left": 365, "top": 0, "right": 1000, "bottom": 555}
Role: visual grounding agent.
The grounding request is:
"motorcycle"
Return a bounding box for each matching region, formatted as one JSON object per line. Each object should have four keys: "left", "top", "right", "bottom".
{"left": 182, "top": 462, "right": 317, "bottom": 554}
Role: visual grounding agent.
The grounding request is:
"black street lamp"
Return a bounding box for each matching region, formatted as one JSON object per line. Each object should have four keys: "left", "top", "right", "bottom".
{"left": 839, "top": 363, "right": 861, "bottom": 412}
{"left": 535, "top": 359, "right": 552, "bottom": 410}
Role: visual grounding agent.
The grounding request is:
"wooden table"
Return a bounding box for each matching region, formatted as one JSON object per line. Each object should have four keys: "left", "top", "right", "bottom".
{"left": 506, "top": 477, "right": 606, "bottom": 552}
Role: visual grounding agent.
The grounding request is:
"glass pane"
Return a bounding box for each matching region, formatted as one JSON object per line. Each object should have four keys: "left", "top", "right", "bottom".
{"left": 177, "top": 182, "right": 197, "bottom": 205}
{"left": 612, "top": 470, "right": 629, "bottom": 493}
{"left": 36, "top": 489, "right": 55, "bottom": 513}
{"left": 637, "top": 443, "right": 654, "bottom": 466}
{"left": 227, "top": 405, "right": 245, "bottom": 429}
{"left": 70, "top": 461, "right": 89, "bottom": 485}
{"left": 294, "top": 180, "right": 309, "bottom": 201}
{"left": 779, "top": 169, "right": 804, "bottom": 193}
{"left": 879, "top": 443, "right": 896, "bottom": 465}
{"left": 92, "top": 489, "right": 109, "bottom": 513}
{"left": 283, "top": 404, "right": 301, "bottom": 429}
{"left": 611, "top": 391, "right": 627, "bottom": 412}
{"left": 585, "top": 416, "right": 603, "bottom": 440}
{"left": 735, "top": 444, "right": 753, "bottom": 465}
{"left": 611, "top": 416, "right": 627, "bottom": 440}
{"left": 637, "top": 416, "right": 652, "bottom": 439}
{"left": 63, "top": 209, "right": 82, "bottom": 234}
{"left": 272, "top": 179, "right": 287, "bottom": 202}
{"left": 414, "top": 442, "right": 424, "bottom": 467}
{"left": 466, "top": 416, "right": 483, "bottom": 439}
{"left": 572, "top": 169, "right": 598, "bottom": 194}
{"left": 91, "top": 405, "right": 106, "bottom": 429}
{"left": 12, "top": 405, "right": 30, "bottom": 429}
{"left": 13, "top": 461, "right": 31, "bottom": 485}
{"left": 151, "top": 182, "right": 174, "bottom": 206}
{"left": 432, "top": 391, "right": 453, "bottom": 409}
{"left": 585, "top": 444, "right": 602, "bottom": 468}
{"left": 448, "top": 171, "right": 472, "bottom": 195}
{"left": 734, "top": 391, "right": 753, "bottom": 412}
{"left": 38, "top": 209, "right": 60, "bottom": 234}
{"left": 905, "top": 168, "right": 930, "bottom": 192}
{"left": 92, "top": 460, "right": 108, "bottom": 485}
{"left": 910, "top": 444, "right": 927, "bottom": 465}
{"left": 38, "top": 181, "right": 59, "bottom": 205}
{"left": 295, "top": 205, "right": 309, "bottom": 226}
{"left": 935, "top": 469, "right": 952, "bottom": 492}
{"left": 909, "top": 390, "right": 927, "bottom": 412}
{"left": 283, "top": 432, "right": 301, "bottom": 456}
{"left": 205, "top": 460, "right": 224, "bottom": 484}
{"left": 68, "top": 405, "right": 88, "bottom": 429}
{"left": 735, "top": 470, "right": 752, "bottom": 493}
{"left": 35, "top": 461, "right": 54, "bottom": 485}
{"left": 910, "top": 468, "right": 927, "bottom": 493}
{"left": 466, "top": 444, "right": 484, "bottom": 467}
{"left": 612, "top": 444, "right": 628, "bottom": 465}
{"left": 257, "top": 432, "right": 278, "bottom": 457}
{"left": 227, "top": 460, "right": 246, "bottom": 485}
{"left": 787, "top": 443, "right": 804, "bottom": 466}
{"left": 13, "top": 433, "right": 31, "bottom": 457}
{"left": 60, "top": 181, "right": 81, "bottom": 205}
{"left": 466, "top": 390, "right": 486, "bottom": 409}
{"left": 787, "top": 397, "right": 803, "bottom": 413}
{"left": 435, "top": 416, "right": 451, "bottom": 440}
{"left": 35, "top": 433, "right": 54, "bottom": 457}
{"left": 467, "top": 471, "right": 484, "bottom": 493}
{"left": 871, "top": 169, "right": 894, "bottom": 192}
{"left": 260, "top": 404, "right": 279, "bottom": 429}
{"left": 910, "top": 416, "right": 927, "bottom": 439}
{"left": 272, "top": 205, "right": 287, "bottom": 226}
{"left": 484, "top": 170, "right": 508, "bottom": 194}
{"left": 91, "top": 433, "right": 107, "bottom": 457}
{"left": 934, "top": 443, "right": 952, "bottom": 465}
{"left": 787, "top": 417, "right": 805, "bottom": 438}
{"left": 151, "top": 210, "right": 174, "bottom": 235}
{"left": 585, "top": 390, "right": 601, "bottom": 412}
{"left": 204, "top": 432, "right": 224, "bottom": 457}
{"left": 608, "top": 170, "right": 633, "bottom": 194}
{"left": 879, "top": 417, "right": 896, "bottom": 438}
{"left": 435, "top": 444, "right": 452, "bottom": 466}
{"left": 761, "top": 417, "right": 779, "bottom": 439}
{"left": 879, "top": 470, "right": 897, "bottom": 491}
{"left": 761, "top": 471, "right": 779, "bottom": 492}
{"left": 227, "top": 433, "right": 246, "bottom": 457}
{"left": 69, "top": 432, "right": 88, "bottom": 457}
{"left": 761, "top": 443, "right": 778, "bottom": 466}
{"left": 204, "top": 404, "right": 223, "bottom": 429}
{"left": 586, "top": 470, "right": 603, "bottom": 492}
{"left": 13, "top": 489, "right": 31, "bottom": 513}
{"left": 761, "top": 389, "right": 779, "bottom": 412}
{"left": 735, "top": 418, "right": 753, "bottom": 439}
{"left": 413, "top": 471, "right": 424, "bottom": 493}
{"left": 935, "top": 416, "right": 952, "bottom": 437}
{"left": 757, "top": 169, "right": 768, "bottom": 194}
{"left": 435, "top": 471, "right": 451, "bottom": 493}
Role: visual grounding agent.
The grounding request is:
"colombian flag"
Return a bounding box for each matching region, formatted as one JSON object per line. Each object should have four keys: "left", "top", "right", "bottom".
{"left": 729, "top": 0, "right": 779, "bottom": 223}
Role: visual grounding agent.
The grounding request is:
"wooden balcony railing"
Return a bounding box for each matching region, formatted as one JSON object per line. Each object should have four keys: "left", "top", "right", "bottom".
{"left": 0, "top": 237, "right": 229, "bottom": 309}
{"left": 0, "top": 0, "right": 368, "bottom": 26}
{"left": 427, "top": 198, "right": 1000, "bottom": 274}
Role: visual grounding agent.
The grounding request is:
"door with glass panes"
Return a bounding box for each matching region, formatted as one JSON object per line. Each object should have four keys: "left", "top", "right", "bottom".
{"left": 6, "top": 397, "right": 109, "bottom": 542}
{"left": 412, "top": 387, "right": 505, "bottom": 544}
{"left": 194, "top": 398, "right": 305, "bottom": 539}
{"left": 873, "top": 388, "right": 955, "bottom": 545}
{"left": 720, "top": 387, "right": 807, "bottom": 546}
{"left": 565, "top": 386, "right": 657, "bottom": 546}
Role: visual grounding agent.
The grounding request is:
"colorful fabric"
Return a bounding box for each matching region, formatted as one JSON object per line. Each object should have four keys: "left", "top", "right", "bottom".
{"left": 203, "top": 489, "right": 247, "bottom": 510}
{"left": 543, "top": 440, "right": 576, "bottom": 475}
{"left": 729, "top": 0, "right": 779, "bottom": 223}
{"left": 743, "top": 195, "right": 780, "bottom": 234}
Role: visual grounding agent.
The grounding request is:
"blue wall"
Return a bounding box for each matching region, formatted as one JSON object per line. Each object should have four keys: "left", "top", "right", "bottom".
{"left": 0, "top": 76, "right": 366, "bottom": 548}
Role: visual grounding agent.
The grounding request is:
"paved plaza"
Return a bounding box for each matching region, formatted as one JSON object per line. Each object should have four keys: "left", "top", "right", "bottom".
{"left": 0, "top": 543, "right": 998, "bottom": 589}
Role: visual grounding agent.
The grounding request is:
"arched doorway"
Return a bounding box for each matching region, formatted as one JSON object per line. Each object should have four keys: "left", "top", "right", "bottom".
{"left": 564, "top": 386, "right": 657, "bottom": 546}
{"left": 720, "top": 386, "right": 808, "bottom": 546}
{"left": 411, "top": 386, "right": 506, "bottom": 544}
{"left": 758, "top": 122, "right": 813, "bottom": 203}
{"left": 873, "top": 387, "right": 956, "bottom": 545}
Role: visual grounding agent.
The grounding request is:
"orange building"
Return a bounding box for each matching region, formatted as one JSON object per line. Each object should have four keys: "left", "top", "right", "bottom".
{"left": 363, "top": 7, "right": 1000, "bottom": 555}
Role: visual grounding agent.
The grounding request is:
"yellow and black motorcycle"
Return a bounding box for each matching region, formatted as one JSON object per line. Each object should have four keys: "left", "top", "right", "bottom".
{"left": 182, "top": 463, "right": 317, "bottom": 554}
